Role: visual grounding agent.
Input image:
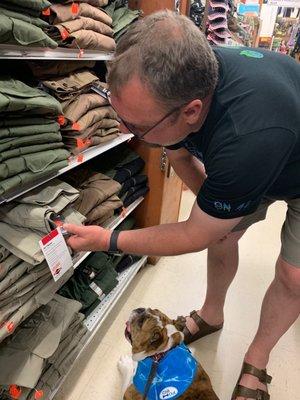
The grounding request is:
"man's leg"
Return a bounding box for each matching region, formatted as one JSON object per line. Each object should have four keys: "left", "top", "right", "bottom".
{"left": 236, "top": 256, "right": 300, "bottom": 398}
{"left": 186, "top": 229, "right": 247, "bottom": 333}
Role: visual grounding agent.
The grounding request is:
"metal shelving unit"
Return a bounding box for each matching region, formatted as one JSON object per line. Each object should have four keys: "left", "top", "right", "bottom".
{"left": 49, "top": 256, "right": 147, "bottom": 400}
{"left": 72, "top": 196, "right": 145, "bottom": 270}
{"left": 0, "top": 134, "right": 133, "bottom": 205}
{"left": 0, "top": 45, "right": 114, "bottom": 60}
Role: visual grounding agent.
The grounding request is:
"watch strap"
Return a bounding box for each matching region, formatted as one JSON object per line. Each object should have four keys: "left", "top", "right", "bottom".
{"left": 108, "top": 230, "right": 121, "bottom": 253}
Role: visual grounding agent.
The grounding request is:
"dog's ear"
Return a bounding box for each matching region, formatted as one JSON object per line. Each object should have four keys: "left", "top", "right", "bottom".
{"left": 171, "top": 331, "right": 184, "bottom": 347}
{"left": 172, "top": 316, "right": 186, "bottom": 332}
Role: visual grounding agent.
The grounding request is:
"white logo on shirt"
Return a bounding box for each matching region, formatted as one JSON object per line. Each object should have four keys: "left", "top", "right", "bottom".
{"left": 159, "top": 387, "right": 178, "bottom": 399}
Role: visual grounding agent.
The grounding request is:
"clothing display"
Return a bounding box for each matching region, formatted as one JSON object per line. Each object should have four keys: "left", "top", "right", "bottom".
{"left": 43, "top": 2, "right": 116, "bottom": 52}
{"left": 0, "top": 78, "right": 70, "bottom": 197}
{"left": 41, "top": 71, "right": 120, "bottom": 153}
{"left": 27, "top": 60, "right": 96, "bottom": 80}
{"left": 0, "top": 7, "right": 150, "bottom": 398}
{"left": 63, "top": 168, "right": 123, "bottom": 225}
{"left": 0, "top": 294, "right": 86, "bottom": 400}
{"left": 92, "top": 145, "right": 149, "bottom": 210}
{"left": 104, "top": 2, "right": 140, "bottom": 41}
{"left": 207, "top": 0, "right": 231, "bottom": 45}
{"left": 59, "top": 217, "right": 140, "bottom": 313}
{"left": 0, "top": 179, "right": 85, "bottom": 264}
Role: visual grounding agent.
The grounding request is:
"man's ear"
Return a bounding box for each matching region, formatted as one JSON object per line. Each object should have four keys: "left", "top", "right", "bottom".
{"left": 182, "top": 99, "right": 203, "bottom": 125}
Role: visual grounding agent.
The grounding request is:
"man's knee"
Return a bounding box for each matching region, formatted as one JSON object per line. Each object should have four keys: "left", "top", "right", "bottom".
{"left": 276, "top": 256, "right": 300, "bottom": 297}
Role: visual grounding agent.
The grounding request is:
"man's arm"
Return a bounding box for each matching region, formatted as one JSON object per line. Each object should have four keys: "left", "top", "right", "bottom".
{"left": 166, "top": 148, "right": 206, "bottom": 195}
{"left": 64, "top": 201, "right": 242, "bottom": 256}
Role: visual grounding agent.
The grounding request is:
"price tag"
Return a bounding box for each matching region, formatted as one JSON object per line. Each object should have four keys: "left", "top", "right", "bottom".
{"left": 39, "top": 228, "right": 73, "bottom": 282}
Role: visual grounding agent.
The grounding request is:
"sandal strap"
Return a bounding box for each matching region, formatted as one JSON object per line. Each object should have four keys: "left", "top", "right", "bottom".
{"left": 242, "top": 362, "right": 272, "bottom": 384}
{"left": 234, "top": 386, "right": 270, "bottom": 400}
{"left": 189, "top": 310, "right": 206, "bottom": 327}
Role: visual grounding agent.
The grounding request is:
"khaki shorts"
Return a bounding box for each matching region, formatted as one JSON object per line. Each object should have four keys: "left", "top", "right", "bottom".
{"left": 232, "top": 198, "right": 300, "bottom": 267}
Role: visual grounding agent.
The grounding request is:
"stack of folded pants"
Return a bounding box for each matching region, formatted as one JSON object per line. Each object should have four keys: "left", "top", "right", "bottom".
{"left": 0, "top": 179, "right": 85, "bottom": 265}
{"left": 92, "top": 144, "right": 149, "bottom": 210}
{"left": 207, "top": 0, "right": 231, "bottom": 45}
{"left": 104, "top": 1, "right": 140, "bottom": 41}
{"left": 0, "top": 0, "right": 57, "bottom": 48}
{"left": 59, "top": 216, "right": 141, "bottom": 315}
{"left": 63, "top": 166, "right": 123, "bottom": 225}
{"left": 0, "top": 259, "right": 74, "bottom": 344}
{"left": 44, "top": 0, "right": 116, "bottom": 51}
{"left": 41, "top": 71, "right": 120, "bottom": 154}
{"left": 0, "top": 77, "right": 70, "bottom": 198}
{"left": 0, "top": 295, "right": 87, "bottom": 399}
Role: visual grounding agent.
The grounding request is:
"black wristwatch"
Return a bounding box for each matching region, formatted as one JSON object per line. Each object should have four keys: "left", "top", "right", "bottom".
{"left": 108, "top": 230, "right": 122, "bottom": 254}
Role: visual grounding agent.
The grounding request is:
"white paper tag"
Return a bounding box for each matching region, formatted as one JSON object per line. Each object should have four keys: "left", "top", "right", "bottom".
{"left": 39, "top": 227, "right": 73, "bottom": 282}
{"left": 89, "top": 282, "right": 103, "bottom": 297}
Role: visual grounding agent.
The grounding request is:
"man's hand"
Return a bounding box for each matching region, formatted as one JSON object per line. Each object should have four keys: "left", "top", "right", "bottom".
{"left": 63, "top": 224, "right": 111, "bottom": 253}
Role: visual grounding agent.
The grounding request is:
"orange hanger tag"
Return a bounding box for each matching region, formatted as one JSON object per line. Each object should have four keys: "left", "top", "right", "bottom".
{"left": 6, "top": 321, "right": 15, "bottom": 333}
{"left": 71, "top": 2, "right": 79, "bottom": 14}
{"left": 76, "top": 138, "right": 85, "bottom": 148}
{"left": 57, "top": 115, "right": 65, "bottom": 126}
{"left": 42, "top": 7, "right": 50, "bottom": 16}
{"left": 77, "top": 153, "right": 84, "bottom": 163}
{"left": 34, "top": 390, "right": 44, "bottom": 400}
{"left": 9, "top": 385, "right": 22, "bottom": 399}
{"left": 61, "top": 29, "right": 70, "bottom": 40}
{"left": 72, "top": 122, "right": 81, "bottom": 131}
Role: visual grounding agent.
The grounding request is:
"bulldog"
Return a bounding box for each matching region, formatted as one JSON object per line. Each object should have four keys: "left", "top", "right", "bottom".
{"left": 118, "top": 307, "right": 220, "bottom": 400}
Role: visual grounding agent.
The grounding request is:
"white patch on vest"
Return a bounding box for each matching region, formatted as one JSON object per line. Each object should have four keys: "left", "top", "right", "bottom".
{"left": 159, "top": 386, "right": 178, "bottom": 399}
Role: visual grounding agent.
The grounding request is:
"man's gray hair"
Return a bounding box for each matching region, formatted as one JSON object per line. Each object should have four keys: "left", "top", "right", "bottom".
{"left": 107, "top": 10, "right": 219, "bottom": 110}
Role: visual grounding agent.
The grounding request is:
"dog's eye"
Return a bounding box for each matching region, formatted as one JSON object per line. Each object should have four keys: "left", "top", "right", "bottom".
{"left": 150, "top": 332, "right": 161, "bottom": 344}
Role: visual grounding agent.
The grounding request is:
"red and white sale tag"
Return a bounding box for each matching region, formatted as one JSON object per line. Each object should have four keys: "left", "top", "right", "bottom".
{"left": 39, "top": 228, "right": 73, "bottom": 281}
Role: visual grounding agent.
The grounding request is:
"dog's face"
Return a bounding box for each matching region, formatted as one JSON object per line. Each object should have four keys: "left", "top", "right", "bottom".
{"left": 125, "top": 308, "right": 184, "bottom": 361}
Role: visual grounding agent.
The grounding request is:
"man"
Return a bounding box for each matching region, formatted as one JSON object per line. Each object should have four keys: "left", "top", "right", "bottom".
{"left": 64, "top": 11, "right": 300, "bottom": 400}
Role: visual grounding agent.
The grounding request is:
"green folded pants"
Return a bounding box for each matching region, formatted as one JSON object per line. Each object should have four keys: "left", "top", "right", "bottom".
{"left": 0, "top": 159, "right": 68, "bottom": 197}
{"left": 0, "top": 269, "right": 73, "bottom": 344}
{"left": 0, "top": 148, "right": 70, "bottom": 180}
{"left": 0, "top": 78, "right": 62, "bottom": 115}
{"left": 0, "top": 294, "right": 82, "bottom": 388}
{"left": 0, "top": 142, "right": 64, "bottom": 163}
{"left": 0, "top": 7, "right": 49, "bottom": 28}
{"left": 0, "top": 15, "right": 57, "bottom": 49}
{"left": 0, "top": 122, "right": 60, "bottom": 139}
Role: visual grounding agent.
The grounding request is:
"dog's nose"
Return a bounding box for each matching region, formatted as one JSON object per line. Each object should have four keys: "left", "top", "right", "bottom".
{"left": 134, "top": 308, "right": 145, "bottom": 314}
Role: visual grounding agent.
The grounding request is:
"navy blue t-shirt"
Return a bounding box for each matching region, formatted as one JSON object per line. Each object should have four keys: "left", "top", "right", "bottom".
{"left": 167, "top": 47, "right": 300, "bottom": 219}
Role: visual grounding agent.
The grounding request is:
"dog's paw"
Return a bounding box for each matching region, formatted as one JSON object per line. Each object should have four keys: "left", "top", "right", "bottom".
{"left": 118, "top": 355, "right": 133, "bottom": 375}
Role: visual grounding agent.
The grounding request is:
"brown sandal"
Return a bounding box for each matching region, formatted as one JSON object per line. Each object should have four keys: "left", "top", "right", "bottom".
{"left": 176, "top": 310, "right": 223, "bottom": 345}
{"left": 231, "top": 361, "right": 272, "bottom": 400}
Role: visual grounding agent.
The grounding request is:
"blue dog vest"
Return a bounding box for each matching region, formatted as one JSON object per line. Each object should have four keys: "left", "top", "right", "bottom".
{"left": 133, "top": 343, "right": 198, "bottom": 399}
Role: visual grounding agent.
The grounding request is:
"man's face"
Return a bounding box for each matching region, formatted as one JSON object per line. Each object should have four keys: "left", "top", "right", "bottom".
{"left": 109, "top": 76, "right": 198, "bottom": 147}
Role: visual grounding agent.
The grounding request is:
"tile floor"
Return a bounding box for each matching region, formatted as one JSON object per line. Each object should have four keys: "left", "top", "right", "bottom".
{"left": 55, "top": 191, "right": 300, "bottom": 400}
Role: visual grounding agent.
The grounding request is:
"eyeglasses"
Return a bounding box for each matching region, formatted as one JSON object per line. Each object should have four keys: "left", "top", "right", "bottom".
{"left": 92, "top": 85, "right": 181, "bottom": 147}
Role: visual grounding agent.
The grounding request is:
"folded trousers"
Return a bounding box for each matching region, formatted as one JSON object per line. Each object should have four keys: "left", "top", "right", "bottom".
{"left": 50, "top": 3, "right": 112, "bottom": 26}
{"left": 0, "top": 78, "right": 62, "bottom": 116}
{"left": 0, "top": 159, "right": 68, "bottom": 197}
{"left": 0, "top": 148, "right": 70, "bottom": 180}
